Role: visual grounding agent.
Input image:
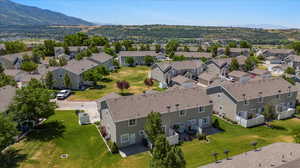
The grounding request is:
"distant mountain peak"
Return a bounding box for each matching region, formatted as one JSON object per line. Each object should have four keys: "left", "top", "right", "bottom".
{"left": 0, "top": 0, "right": 94, "bottom": 26}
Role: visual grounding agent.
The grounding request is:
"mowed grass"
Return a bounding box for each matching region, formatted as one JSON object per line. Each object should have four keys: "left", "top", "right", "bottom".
{"left": 68, "top": 66, "right": 160, "bottom": 101}
{"left": 8, "top": 112, "right": 300, "bottom": 168}
{"left": 9, "top": 111, "right": 149, "bottom": 168}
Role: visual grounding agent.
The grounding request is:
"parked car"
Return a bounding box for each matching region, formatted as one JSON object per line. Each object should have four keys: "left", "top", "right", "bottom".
{"left": 56, "top": 90, "right": 71, "bottom": 100}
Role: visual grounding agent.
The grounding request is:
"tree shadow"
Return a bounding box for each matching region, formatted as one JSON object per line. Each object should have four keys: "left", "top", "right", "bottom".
{"left": 101, "top": 78, "right": 113, "bottom": 83}
{"left": 0, "top": 149, "right": 27, "bottom": 168}
{"left": 90, "top": 85, "right": 106, "bottom": 89}
{"left": 26, "top": 121, "right": 65, "bottom": 142}
{"left": 119, "top": 92, "right": 134, "bottom": 96}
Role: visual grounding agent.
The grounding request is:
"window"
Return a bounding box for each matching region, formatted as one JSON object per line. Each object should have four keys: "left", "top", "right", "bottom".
{"left": 198, "top": 106, "right": 204, "bottom": 113}
{"left": 59, "top": 74, "right": 63, "bottom": 78}
{"left": 128, "top": 119, "right": 136, "bottom": 126}
{"left": 258, "top": 107, "right": 264, "bottom": 113}
{"left": 288, "top": 102, "right": 294, "bottom": 108}
{"left": 288, "top": 92, "right": 292, "bottom": 97}
{"left": 120, "top": 134, "right": 129, "bottom": 144}
{"left": 203, "top": 117, "right": 208, "bottom": 124}
{"left": 139, "top": 130, "right": 145, "bottom": 136}
{"left": 257, "top": 97, "right": 263, "bottom": 103}
{"left": 179, "top": 110, "right": 186, "bottom": 117}
{"left": 244, "top": 100, "right": 249, "bottom": 105}
{"left": 276, "top": 94, "right": 281, "bottom": 99}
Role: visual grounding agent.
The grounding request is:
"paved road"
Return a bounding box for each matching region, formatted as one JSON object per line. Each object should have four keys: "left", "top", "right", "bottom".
{"left": 55, "top": 100, "right": 99, "bottom": 123}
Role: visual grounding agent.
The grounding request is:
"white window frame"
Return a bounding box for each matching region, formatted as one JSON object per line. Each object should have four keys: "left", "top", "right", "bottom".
{"left": 120, "top": 134, "right": 129, "bottom": 144}
{"left": 179, "top": 110, "right": 186, "bottom": 117}
{"left": 128, "top": 119, "right": 137, "bottom": 127}
{"left": 198, "top": 106, "right": 205, "bottom": 113}
{"left": 257, "top": 97, "right": 263, "bottom": 103}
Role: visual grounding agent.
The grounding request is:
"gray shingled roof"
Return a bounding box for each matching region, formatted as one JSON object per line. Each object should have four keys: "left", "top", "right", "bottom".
{"left": 175, "top": 52, "right": 212, "bottom": 58}
{"left": 250, "top": 68, "right": 271, "bottom": 75}
{"left": 211, "top": 56, "right": 247, "bottom": 67}
{"left": 222, "top": 78, "right": 297, "bottom": 101}
{"left": 218, "top": 48, "right": 250, "bottom": 53}
{"left": 119, "top": 51, "right": 159, "bottom": 57}
{"left": 63, "top": 59, "right": 99, "bottom": 75}
{"left": 87, "top": 53, "right": 112, "bottom": 64}
{"left": 154, "top": 60, "right": 204, "bottom": 72}
{"left": 0, "top": 51, "right": 32, "bottom": 62}
{"left": 172, "top": 75, "right": 195, "bottom": 84}
{"left": 228, "top": 71, "right": 249, "bottom": 78}
{"left": 198, "top": 72, "right": 218, "bottom": 81}
{"left": 0, "top": 85, "right": 16, "bottom": 112}
{"left": 68, "top": 46, "right": 88, "bottom": 52}
{"left": 264, "top": 49, "right": 294, "bottom": 54}
{"left": 104, "top": 87, "right": 211, "bottom": 122}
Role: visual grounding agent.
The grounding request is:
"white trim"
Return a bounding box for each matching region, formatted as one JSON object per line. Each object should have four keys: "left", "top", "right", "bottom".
{"left": 179, "top": 110, "right": 186, "bottom": 117}
{"left": 198, "top": 106, "right": 205, "bottom": 113}
{"left": 120, "top": 133, "right": 129, "bottom": 144}
{"left": 128, "top": 119, "right": 137, "bottom": 127}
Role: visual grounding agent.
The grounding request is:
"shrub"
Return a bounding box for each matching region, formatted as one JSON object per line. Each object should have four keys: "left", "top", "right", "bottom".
{"left": 100, "top": 126, "right": 107, "bottom": 137}
{"left": 212, "top": 119, "right": 220, "bottom": 129}
{"left": 296, "top": 106, "right": 300, "bottom": 113}
{"left": 94, "top": 121, "right": 100, "bottom": 126}
{"left": 197, "top": 133, "right": 207, "bottom": 141}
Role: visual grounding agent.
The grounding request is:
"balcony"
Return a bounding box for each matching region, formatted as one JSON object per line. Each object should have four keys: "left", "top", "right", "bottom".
{"left": 166, "top": 128, "right": 179, "bottom": 145}
{"left": 277, "top": 108, "right": 295, "bottom": 120}
{"left": 236, "top": 115, "right": 265, "bottom": 128}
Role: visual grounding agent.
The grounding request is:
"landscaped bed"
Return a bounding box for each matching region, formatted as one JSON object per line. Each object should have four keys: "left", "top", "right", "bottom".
{"left": 5, "top": 111, "right": 300, "bottom": 168}
{"left": 68, "top": 66, "right": 161, "bottom": 101}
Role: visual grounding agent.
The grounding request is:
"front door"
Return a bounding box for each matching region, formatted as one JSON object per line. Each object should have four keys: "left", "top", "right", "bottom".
{"left": 130, "top": 133, "right": 136, "bottom": 145}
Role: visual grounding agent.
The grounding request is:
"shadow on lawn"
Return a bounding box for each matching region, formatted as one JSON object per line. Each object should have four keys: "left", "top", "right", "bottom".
{"left": 26, "top": 121, "right": 65, "bottom": 142}
{"left": 119, "top": 92, "right": 134, "bottom": 96}
{"left": 101, "top": 78, "right": 113, "bottom": 83}
{"left": 0, "top": 149, "right": 27, "bottom": 168}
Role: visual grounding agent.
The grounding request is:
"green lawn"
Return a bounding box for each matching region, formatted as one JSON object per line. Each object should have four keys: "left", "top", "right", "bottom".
{"left": 7, "top": 112, "right": 300, "bottom": 168}
{"left": 9, "top": 111, "right": 149, "bottom": 168}
{"left": 68, "top": 66, "right": 161, "bottom": 101}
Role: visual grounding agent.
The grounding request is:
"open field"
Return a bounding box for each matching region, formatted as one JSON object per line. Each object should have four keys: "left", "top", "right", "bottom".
{"left": 68, "top": 66, "right": 161, "bottom": 101}
{"left": 6, "top": 110, "right": 300, "bottom": 168}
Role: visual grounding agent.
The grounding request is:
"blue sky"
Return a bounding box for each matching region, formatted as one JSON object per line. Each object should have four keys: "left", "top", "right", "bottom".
{"left": 13, "top": 0, "right": 300, "bottom": 28}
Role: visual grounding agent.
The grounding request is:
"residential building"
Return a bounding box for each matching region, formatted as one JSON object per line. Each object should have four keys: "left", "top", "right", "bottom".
{"left": 118, "top": 51, "right": 161, "bottom": 66}
{"left": 171, "top": 75, "right": 196, "bottom": 88}
{"left": 206, "top": 56, "right": 247, "bottom": 77}
{"left": 257, "top": 49, "right": 295, "bottom": 64}
{"left": 0, "top": 51, "right": 31, "bottom": 69}
{"left": 51, "top": 54, "right": 113, "bottom": 90}
{"left": 228, "top": 71, "right": 251, "bottom": 83}
{"left": 174, "top": 52, "right": 212, "bottom": 60}
{"left": 250, "top": 68, "right": 272, "bottom": 79}
{"left": 54, "top": 46, "right": 88, "bottom": 58}
{"left": 198, "top": 72, "right": 219, "bottom": 87}
{"left": 208, "top": 78, "right": 297, "bottom": 127}
{"left": 150, "top": 60, "right": 205, "bottom": 88}
{"left": 0, "top": 85, "right": 16, "bottom": 113}
{"left": 217, "top": 48, "right": 250, "bottom": 57}
{"left": 98, "top": 87, "right": 213, "bottom": 148}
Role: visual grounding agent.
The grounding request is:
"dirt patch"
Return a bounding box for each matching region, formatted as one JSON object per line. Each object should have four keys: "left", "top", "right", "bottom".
{"left": 277, "top": 135, "right": 294, "bottom": 143}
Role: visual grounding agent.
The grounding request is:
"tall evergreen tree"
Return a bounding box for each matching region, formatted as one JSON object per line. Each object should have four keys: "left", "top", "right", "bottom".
{"left": 144, "top": 112, "right": 164, "bottom": 144}
{"left": 45, "top": 72, "right": 54, "bottom": 89}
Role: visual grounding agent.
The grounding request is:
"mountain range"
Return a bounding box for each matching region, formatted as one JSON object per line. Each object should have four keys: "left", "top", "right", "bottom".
{"left": 0, "top": 0, "right": 94, "bottom": 26}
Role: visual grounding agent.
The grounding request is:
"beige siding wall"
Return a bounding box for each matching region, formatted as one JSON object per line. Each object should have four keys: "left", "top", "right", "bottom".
{"left": 210, "top": 92, "right": 237, "bottom": 120}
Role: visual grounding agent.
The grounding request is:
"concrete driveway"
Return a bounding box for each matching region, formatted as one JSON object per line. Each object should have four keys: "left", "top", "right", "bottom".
{"left": 55, "top": 100, "right": 99, "bottom": 123}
